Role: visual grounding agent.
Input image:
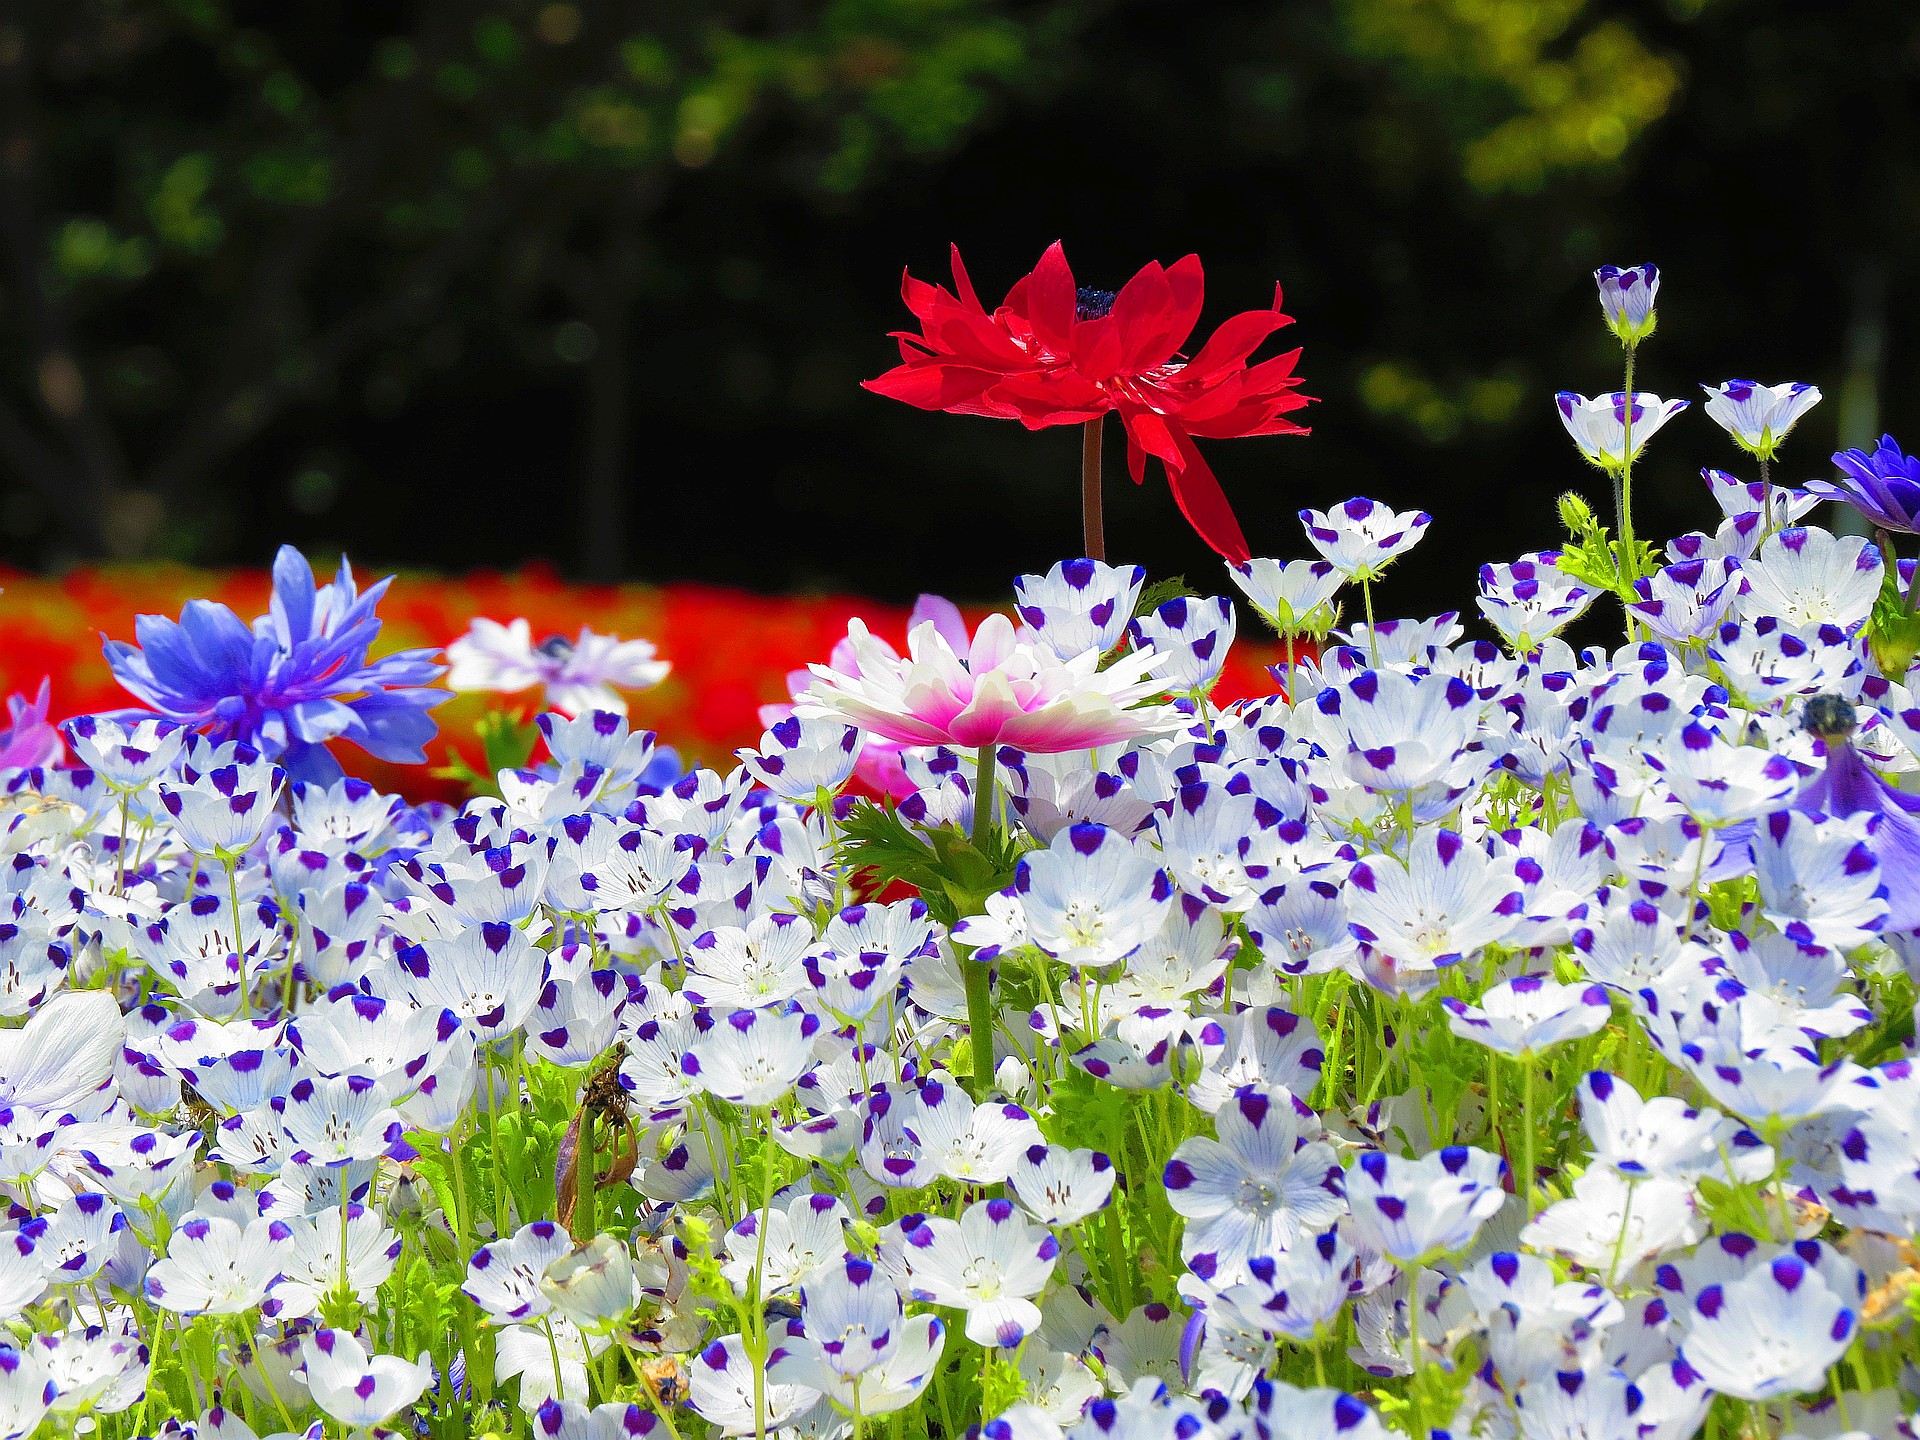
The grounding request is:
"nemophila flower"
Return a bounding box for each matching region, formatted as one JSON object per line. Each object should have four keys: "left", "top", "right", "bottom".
{"left": 267, "top": 1204, "right": 403, "bottom": 1319}
{"left": 1188, "top": 1007, "right": 1325, "bottom": 1115}
{"left": 282, "top": 1073, "right": 405, "bottom": 1168}
{"left": 465, "top": 1220, "right": 575, "bottom": 1323}
{"left": 1702, "top": 467, "right": 1819, "bottom": 526}
{"left": 1015, "top": 558, "right": 1147, "bottom": 660}
{"left": 0, "top": 989, "right": 122, "bottom": 1112}
{"left": 446, "top": 618, "right": 669, "bottom": 718}
{"left": 1628, "top": 556, "right": 1745, "bottom": 644}
{"left": 1314, "top": 668, "right": 1484, "bottom": 814}
{"left": 1066, "top": 1378, "right": 1222, "bottom": 1440}
{"left": 1807, "top": 434, "right": 1920, "bottom": 534}
{"left": 25, "top": 1191, "right": 126, "bottom": 1285}
{"left": 301, "top": 1328, "right": 434, "bottom": 1429}
{"left": 683, "top": 1007, "right": 821, "bottom": 1107}
{"left": 1130, "top": 595, "right": 1236, "bottom": 692}
{"left": 60, "top": 715, "right": 183, "bottom": 792}
{"left": 0, "top": 1343, "right": 54, "bottom": 1439}
{"left": 157, "top": 739, "right": 285, "bottom": 859}
{"left": 1520, "top": 1168, "right": 1704, "bottom": 1272}
{"left": 1676, "top": 1015, "right": 1865, "bottom": 1125}
{"left": 528, "top": 1399, "right": 658, "bottom": 1440}
{"left": 103, "top": 545, "right": 443, "bottom": 783}
{"left": 738, "top": 713, "right": 863, "bottom": 801}
{"left": 1734, "top": 528, "right": 1882, "bottom": 633}
{"left": 806, "top": 899, "right": 935, "bottom": 1027}
{"left": 1441, "top": 974, "right": 1611, "bottom": 1057}
{"left": 1229, "top": 557, "right": 1343, "bottom": 639}
{"left": 1458, "top": 1250, "right": 1621, "bottom": 1381}
{"left": 1243, "top": 875, "right": 1357, "bottom": 981}
{"left": 1247, "top": 1380, "right": 1388, "bottom": 1440}
{"left": 1676, "top": 1253, "right": 1857, "bottom": 1401}
{"left": 1556, "top": 392, "right": 1689, "bottom": 472}
{"left": 682, "top": 914, "right": 813, "bottom": 1010}
{"left": 905, "top": 1085, "right": 1043, "bottom": 1184}
{"left": 1577, "top": 1071, "right": 1742, "bottom": 1180}
{"left": 155, "top": 1015, "right": 293, "bottom": 1111}
{"left": 1707, "top": 619, "right": 1862, "bottom": 713}
{"left": 1014, "top": 822, "right": 1173, "bottom": 969}
{"left": 902, "top": 1198, "right": 1059, "bottom": 1349}
{"left": 0, "top": 916, "right": 69, "bottom": 1017}
{"left": 1163, "top": 1084, "right": 1344, "bottom": 1283}
{"left": 399, "top": 921, "right": 545, "bottom": 1043}
{"left": 143, "top": 1214, "right": 292, "bottom": 1315}
{"left": 1072, "top": 1007, "right": 1191, "bottom": 1090}
{"left": 1751, "top": 808, "right": 1887, "bottom": 952}
{"left": 1594, "top": 263, "right": 1659, "bottom": 345}
{"left": 1725, "top": 976, "right": 1866, "bottom": 1088}
{"left": 721, "top": 1192, "right": 849, "bottom": 1299}
{"left": 1010, "top": 1143, "right": 1116, "bottom": 1225}
{"left": 689, "top": 1333, "right": 822, "bottom": 1435}
{"left": 1346, "top": 1146, "right": 1507, "bottom": 1263}
{"left": 1701, "top": 380, "right": 1822, "bottom": 460}
{"left": 1299, "top": 498, "right": 1430, "bottom": 582}
{"left": 0, "top": 1233, "right": 44, "bottom": 1320}
{"left": 1477, "top": 554, "right": 1598, "bottom": 654}
{"left": 1344, "top": 829, "right": 1525, "bottom": 992}
{"left": 801, "top": 612, "right": 1175, "bottom": 752}
{"left": 774, "top": 1266, "right": 946, "bottom": 1414}
{"left": 1154, "top": 784, "right": 1267, "bottom": 910}
{"left": 1642, "top": 721, "right": 1798, "bottom": 825}
{"left": 1224, "top": 1228, "right": 1361, "bottom": 1345}
{"left": 864, "top": 242, "right": 1312, "bottom": 562}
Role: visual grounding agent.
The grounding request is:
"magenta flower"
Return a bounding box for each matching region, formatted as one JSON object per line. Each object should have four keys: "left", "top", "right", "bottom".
{"left": 799, "top": 611, "right": 1177, "bottom": 753}
{"left": 0, "top": 680, "right": 62, "bottom": 772}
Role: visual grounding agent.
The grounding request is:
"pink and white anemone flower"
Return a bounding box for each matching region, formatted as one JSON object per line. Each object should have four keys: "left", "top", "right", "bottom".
{"left": 762, "top": 593, "right": 974, "bottom": 797}
{"left": 799, "top": 609, "right": 1179, "bottom": 753}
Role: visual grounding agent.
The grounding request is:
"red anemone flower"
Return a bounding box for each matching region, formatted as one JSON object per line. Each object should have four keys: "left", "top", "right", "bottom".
{"left": 863, "top": 241, "right": 1313, "bottom": 564}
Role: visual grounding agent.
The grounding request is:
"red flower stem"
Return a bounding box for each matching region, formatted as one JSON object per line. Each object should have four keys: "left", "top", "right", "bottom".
{"left": 1081, "top": 416, "right": 1106, "bottom": 561}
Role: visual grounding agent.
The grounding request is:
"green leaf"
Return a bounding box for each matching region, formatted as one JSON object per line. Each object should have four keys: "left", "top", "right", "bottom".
{"left": 835, "top": 797, "right": 1019, "bottom": 925}
{"left": 1133, "top": 575, "right": 1196, "bottom": 621}
{"left": 1867, "top": 561, "right": 1920, "bottom": 677}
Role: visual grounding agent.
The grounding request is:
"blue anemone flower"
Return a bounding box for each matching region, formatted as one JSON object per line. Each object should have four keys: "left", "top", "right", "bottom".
{"left": 102, "top": 545, "right": 446, "bottom": 784}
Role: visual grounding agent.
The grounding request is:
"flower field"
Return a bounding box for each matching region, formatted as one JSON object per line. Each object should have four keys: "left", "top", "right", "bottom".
{"left": 6, "top": 255, "right": 1920, "bottom": 1440}
{"left": 0, "top": 563, "right": 1291, "bottom": 803}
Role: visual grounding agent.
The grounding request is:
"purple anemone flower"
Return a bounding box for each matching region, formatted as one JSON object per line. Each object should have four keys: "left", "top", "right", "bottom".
{"left": 1806, "top": 435, "right": 1920, "bottom": 534}
{"left": 102, "top": 545, "right": 446, "bottom": 784}
{"left": 1798, "top": 695, "right": 1920, "bottom": 933}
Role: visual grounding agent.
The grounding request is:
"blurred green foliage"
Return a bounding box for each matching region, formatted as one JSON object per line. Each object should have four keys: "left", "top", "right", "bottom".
{"left": 0, "top": 0, "right": 1912, "bottom": 599}
{"left": 0, "top": 0, "right": 1048, "bottom": 564}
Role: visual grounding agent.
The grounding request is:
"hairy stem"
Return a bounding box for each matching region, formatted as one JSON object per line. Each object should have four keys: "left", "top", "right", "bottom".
{"left": 1082, "top": 416, "right": 1106, "bottom": 561}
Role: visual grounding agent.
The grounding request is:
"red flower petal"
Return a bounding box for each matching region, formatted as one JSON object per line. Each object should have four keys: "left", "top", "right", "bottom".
{"left": 1024, "top": 241, "right": 1079, "bottom": 357}
{"left": 1162, "top": 430, "right": 1252, "bottom": 565}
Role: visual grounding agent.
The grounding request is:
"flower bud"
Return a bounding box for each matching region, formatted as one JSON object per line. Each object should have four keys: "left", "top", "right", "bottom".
{"left": 1557, "top": 491, "right": 1596, "bottom": 534}
{"left": 1594, "top": 263, "right": 1659, "bottom": 346}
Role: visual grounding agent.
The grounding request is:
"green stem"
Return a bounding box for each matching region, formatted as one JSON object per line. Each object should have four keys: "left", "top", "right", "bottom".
{"left": 226, "top": 858, "right": 249, "bottom": 1020}
{"left": 575, "top": 1104, "right": 597, "bottom": 1242}
{"left": 752, "top": 1106, "right": 778, "bottom": 1440}
{"left": 1619, "top": 348, "right": 1638, "bottom": 586}
{"left": 1521, "top": 1058, "right": 1538, "bottom": 1220}
{"left": 1360, "top": 577, "right": 1379, "bottom": 668}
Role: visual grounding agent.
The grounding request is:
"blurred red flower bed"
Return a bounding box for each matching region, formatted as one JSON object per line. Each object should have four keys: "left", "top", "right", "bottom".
{"left": 0, "top": 562, "right": 1292, "bottom": 802}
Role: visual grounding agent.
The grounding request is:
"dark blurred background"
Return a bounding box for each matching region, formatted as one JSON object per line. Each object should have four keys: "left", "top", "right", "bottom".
{"left": 0, "top": 0, "right": 1913, "bottom": 607}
